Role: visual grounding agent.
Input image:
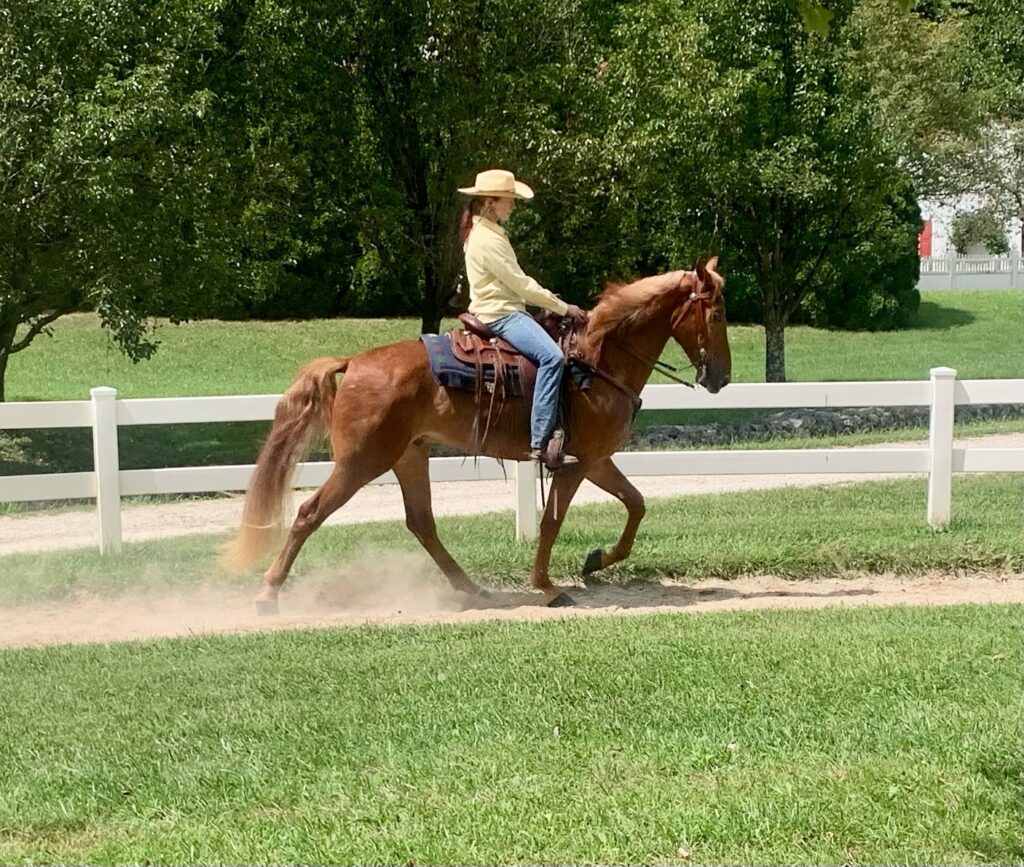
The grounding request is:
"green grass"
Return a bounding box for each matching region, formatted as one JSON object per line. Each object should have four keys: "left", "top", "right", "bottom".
{"left": 3, "top": 296, "right": 1020, "bottom": 866}
{"left": 0, "top": 604, "right": 1020, "bottom": 865}
{"left": 709, "top": 294, "right": 1024, "bottom": 384}
{"left": 7, "top": 292, "right": 1023, "bottom": 401}
{"left": 6, "top": 316, "right": 432, "bottom": 401}
{"left": 1, "top": 291, "right": 1021, "bottom": 481}
{"left": 1, "top": 475, "right": 1020, "bottom": 606}
{"left": 0, "top": 290, "right": 1018, "bottom": 519}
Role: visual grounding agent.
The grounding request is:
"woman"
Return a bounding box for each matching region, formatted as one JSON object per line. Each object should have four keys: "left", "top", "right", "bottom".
{"left": 458, "top": 169, "right": 587, "bottom": 466}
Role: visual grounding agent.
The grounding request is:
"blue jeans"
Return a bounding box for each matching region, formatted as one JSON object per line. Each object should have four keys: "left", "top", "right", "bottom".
{"left": 486, "top": 312, "right": 563, "bottom": 449}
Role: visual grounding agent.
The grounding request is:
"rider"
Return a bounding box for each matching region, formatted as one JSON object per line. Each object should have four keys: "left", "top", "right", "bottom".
{"left": 457, "top": 169, "right": 587, "bottom": 466}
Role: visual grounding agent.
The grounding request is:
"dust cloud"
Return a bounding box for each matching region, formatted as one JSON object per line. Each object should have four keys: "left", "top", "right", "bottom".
{"left": 1, "top": 560, "right": 1022, "bottom": 651}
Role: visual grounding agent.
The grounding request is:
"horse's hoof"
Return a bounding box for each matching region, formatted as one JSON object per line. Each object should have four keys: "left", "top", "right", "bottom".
{"left": 547, "top": 592, "right": 575, "bottom": 608}
{"left": 582, "top": 548, "right": 604, "bottom": 575}
{"left": 255, "top": 598, "right": 279, "bottom": 617}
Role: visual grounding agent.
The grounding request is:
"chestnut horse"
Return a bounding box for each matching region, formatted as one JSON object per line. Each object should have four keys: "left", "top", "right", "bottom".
{"left": 223, "top": 258, "right": 731, "bottom": 610}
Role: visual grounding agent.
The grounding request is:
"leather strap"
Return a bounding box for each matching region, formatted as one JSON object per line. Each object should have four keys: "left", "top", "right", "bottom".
{"left": 570, "top": 353, "right": 643, "bottom": 416}
{"left": 608, "top": 277, "right": 715, "bottom": 388}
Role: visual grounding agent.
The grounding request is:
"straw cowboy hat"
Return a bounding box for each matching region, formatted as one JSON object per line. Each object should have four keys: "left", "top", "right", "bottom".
{"left": 457, "top": 168, "right": 534, "bottom": 200}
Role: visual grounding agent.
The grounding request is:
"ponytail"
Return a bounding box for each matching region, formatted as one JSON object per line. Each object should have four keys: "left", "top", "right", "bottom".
{"left": 458, "top": 197, "right": 486, "bottom": 245}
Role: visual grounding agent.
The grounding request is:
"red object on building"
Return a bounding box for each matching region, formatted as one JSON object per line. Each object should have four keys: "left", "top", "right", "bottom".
{"left": 918, "top": 219, "right": 933, "bottom": 256}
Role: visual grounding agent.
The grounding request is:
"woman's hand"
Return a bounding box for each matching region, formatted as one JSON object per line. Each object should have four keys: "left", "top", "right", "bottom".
{"left": 565, "top": 303, "right": 588, "bottom": 325}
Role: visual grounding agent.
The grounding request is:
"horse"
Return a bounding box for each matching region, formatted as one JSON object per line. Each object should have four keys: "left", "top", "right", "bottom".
{"left": 222, "top": 257, "right": 731, "bottom": 611}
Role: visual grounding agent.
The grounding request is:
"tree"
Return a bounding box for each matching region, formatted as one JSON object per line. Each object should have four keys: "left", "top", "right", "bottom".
{"left": 191, "top": 0, "right": 365, "bottom": 321}
{"left": 800, "top": 175, "right": 922, "bottom": 330}
{"left": 950, "top": 206, "right": 1012, "bottom": 255}
{"left": 0, "top": 1, "right": 234, "bottom": 400}
{"left": 606, "top": 0, "right": 971, "bottom": 380}
{"left": 911, "top": 0, "right": 1024, "bottom": 252}
{"left": 346, "top": 0, "right": 619, "bottom": 333}
{"left": 0, "top": 0, "right": 370, "bottom": 400}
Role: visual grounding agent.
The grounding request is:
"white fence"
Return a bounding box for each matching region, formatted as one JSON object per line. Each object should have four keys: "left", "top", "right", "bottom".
{"left": 917, "top": 253, "right": 1023, "bottom": 290}
{"left": 1, "top": 368, "right": 1022, "bottom": 554}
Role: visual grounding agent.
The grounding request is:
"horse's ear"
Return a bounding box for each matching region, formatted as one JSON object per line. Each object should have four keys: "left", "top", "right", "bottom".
{"left": 706, "top": 256, "right": 719, "bottom": 273}
{"left": 694, "top": 258, "right": 707, "bottom": 285}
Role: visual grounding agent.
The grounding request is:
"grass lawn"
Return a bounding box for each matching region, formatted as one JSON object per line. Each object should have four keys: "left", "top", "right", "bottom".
{"left": 1, "top": 474, "right": 1020, "bottom": 606}
{"left": 3, "top": 296, "right": 1020, "bottom": 866}
{"left": 7, "top": 291, "right": 1024, "bottom": 401}
{"left": 1, "top": 291, "right": 1022, "bottom": 482}
{"left": 0, "top": 604, "right": 1019, "bottom": 865}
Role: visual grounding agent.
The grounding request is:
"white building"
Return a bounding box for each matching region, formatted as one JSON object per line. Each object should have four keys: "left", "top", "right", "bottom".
{"left": 919, "top": 197, "right": 1023, "bottom": 258}
{"left": 917, "top": 199, "right": 1023, "bottom": 290}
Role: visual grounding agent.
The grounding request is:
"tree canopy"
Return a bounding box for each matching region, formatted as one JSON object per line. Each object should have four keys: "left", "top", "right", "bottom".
{"left": 1, "top": 0, "right": 1013, "bottom": 396}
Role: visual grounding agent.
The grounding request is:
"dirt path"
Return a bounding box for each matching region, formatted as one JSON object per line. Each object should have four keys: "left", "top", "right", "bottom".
{"left": 1, "top": 570, "right": 1021, "bottom": 650}
{"left": 1, "top": 433, "right": 1020, "bottom": 650}
{"left": 2, "top": 433, "right": 1021, "bottom": 557}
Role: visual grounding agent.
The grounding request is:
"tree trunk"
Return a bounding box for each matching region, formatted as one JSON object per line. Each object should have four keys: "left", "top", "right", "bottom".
{"left": 0, "top": 344, "right": 12, "bottom": 403}
{"left": 0, "top": 352, "right": 8, "bottom": 403}
{"left": 415, "top": 189, "right": 462, "bottom": 334}
{"left": 764, "top": 315, "right": 786, "bottom": 383}
{"left": 0, "top": 314, "right": 16, "bottom": 403}
{"left": 419, "top": 256, "right": 443, "bottom": 335}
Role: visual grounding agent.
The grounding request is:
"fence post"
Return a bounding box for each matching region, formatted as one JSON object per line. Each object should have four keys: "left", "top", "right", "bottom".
{"left": 514, "top": 460, "right": 538, "bottom": 541}
{"left": 927, "top": 367, "right": 956, "bottom": 529}
{"left": 90, "top": 386, "right": 122, "bottom": 553}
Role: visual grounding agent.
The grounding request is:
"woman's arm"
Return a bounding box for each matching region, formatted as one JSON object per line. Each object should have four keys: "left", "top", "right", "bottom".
{"left": 483, "top": 236, "right": 569, "bottom": 316}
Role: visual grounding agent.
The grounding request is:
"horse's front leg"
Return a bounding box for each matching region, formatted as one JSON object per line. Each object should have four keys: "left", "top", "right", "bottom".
{"left": 580, "top": 457, "right": 645, "bottom": 576}
{"left": 529, "top": 464, "right": 587, "bottom": 607}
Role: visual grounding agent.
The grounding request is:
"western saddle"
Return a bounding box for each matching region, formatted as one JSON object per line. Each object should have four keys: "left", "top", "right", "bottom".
{"left": 448, "top": 311, "right": 586, "bottom": 468}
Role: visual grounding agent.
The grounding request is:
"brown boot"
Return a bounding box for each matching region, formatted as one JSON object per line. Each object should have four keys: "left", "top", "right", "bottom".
{"left": 529, "top": 448, "right": 578, "bottom": 470}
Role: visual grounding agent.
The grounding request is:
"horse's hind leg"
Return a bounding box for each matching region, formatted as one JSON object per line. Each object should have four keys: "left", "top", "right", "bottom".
{"left": 392, "top": 442, "right": 486, "bottom": 599}
{"left": 255, "top": 455, "right": 385, "bottom": 612}
{"left": 580, "top": 457, "right": 645, "bottom": 576}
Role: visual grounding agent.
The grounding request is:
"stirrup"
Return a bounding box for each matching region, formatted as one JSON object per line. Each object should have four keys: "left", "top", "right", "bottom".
{"left": 532, "top": 431, "right": 578, "bottom": 471}
{"left": 529, "top": 449, "right": 578, "bottom": 470}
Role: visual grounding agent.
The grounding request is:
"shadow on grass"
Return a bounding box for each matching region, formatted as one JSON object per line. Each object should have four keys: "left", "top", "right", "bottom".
{"left": 911, "top": 301, "right": 976, "bottom": 331}
{"left": 0, "top": 428, "right": 93, "bottom": 475}
{"left": 0, "top": 421, "right": 286, "bottom": 475}
{"left": 471, "top": 580, "right": 878, "bottom": 612}
{"left": 959, "top": 832, "right": 1024, "bottom": 864}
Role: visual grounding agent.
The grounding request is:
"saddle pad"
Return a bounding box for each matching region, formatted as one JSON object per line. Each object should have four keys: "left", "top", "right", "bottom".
{"left": 420, "top": 334, "right": 524, "bottom": 397}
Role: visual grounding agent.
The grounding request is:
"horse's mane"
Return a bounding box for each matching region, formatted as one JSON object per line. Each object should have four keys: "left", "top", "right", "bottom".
{"left": 579, "top": 270, "right": 689, "bottom": 357}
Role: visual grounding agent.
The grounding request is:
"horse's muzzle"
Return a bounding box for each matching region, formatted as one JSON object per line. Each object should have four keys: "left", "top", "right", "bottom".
{"left": 696, "top": 348, "right": 730, "bottom": 393}
{"left": 698, "top": 363, "right": 729, "bottom": 394}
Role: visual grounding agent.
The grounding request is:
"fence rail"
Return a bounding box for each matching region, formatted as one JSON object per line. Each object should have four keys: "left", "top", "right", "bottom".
{"left": 1, "top": 368, "right": 1022, "bottom": 553}
{"left": 917, "top": 253, "right": 1023, "bottom": 289}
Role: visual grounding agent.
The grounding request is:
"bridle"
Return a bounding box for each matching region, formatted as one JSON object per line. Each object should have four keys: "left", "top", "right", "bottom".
{"left": 569, "top": 273, "right": 719, "bottom": 416}
{"left": 609, "top": 274, "right": 719, "bottom": 389}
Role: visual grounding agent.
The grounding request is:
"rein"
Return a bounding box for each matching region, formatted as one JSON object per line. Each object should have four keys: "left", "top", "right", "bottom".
{"left": 611, "top": 342, "right": 695, "bottom": 388}
{"left": 596, "top": 279, "right": 716, "bottom": 402}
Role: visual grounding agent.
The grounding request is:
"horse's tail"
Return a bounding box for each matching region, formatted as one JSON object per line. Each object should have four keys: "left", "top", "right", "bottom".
{"left": 221, "top": 356, "right": 350, "bottom": 574}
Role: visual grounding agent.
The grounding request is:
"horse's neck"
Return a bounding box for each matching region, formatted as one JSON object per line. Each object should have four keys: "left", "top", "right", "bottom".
{"left": 595, "top": 311, "right": 673, "bottom": 395}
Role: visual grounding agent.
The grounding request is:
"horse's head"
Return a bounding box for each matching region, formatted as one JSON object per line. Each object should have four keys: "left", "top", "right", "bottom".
{"left": 671, "top": 257, "right": 731, "bottom": 393}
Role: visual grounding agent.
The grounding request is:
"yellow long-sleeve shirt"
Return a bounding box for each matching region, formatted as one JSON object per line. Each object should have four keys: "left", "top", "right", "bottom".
{"left": 464, "top": 216, "right": 569, "bottom": 323}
